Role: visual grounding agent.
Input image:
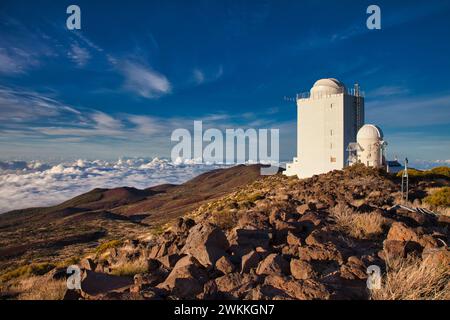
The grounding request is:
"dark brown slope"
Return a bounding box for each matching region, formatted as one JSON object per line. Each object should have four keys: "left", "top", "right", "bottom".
{"left": 0, "top": 164, "right": 265, "bottom": 273}
{"left": 115, "top": 164, "right": 266, "bottom": 226}
{"left": 0, "top": 187, "right": 154, "bottom": 229}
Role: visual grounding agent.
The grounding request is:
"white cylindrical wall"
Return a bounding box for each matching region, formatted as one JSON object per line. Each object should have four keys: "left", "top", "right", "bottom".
{"left": 356, "top": 124, "right": 383, "bottom": 168}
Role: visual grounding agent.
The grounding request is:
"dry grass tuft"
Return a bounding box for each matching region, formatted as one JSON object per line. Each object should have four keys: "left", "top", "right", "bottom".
{"left": 330, "top": 203, "right": 389, "bottom": 239}
{"left": 423, "top": 187, "right": 450, "bottom": 210}
{"left": 110, "top": 258, "right": 147, "bottom": 277}
{"left": 12, "top": 276, "right": 67, "bottom": 300}
{"left": 211, "top": 209, "right": 237, "bottom": 230}
{"left": 371, "top": 256, "right": 450, "bottom": 300}
{"left": 95, "top": 239, "right": 123, "bottom": 256}
{"left": 0, "top": 262, "right": 55, "bottom": 283}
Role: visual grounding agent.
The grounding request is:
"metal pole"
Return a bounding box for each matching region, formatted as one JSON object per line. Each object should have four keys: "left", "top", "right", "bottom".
{"left": 401, "top": 158, "right": 409, "bottom": 204}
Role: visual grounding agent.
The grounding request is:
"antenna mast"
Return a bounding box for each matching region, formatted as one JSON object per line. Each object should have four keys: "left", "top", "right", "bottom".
{"left": 401, "top": 158, "right": 409, "bottom": 203}
{"left": 354, "top": 83, "right": 363, "bottom": 133}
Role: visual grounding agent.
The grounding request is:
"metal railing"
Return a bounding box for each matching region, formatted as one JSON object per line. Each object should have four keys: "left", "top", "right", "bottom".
{"left": 296, "top": 88, "right": 365, "bottom": 100}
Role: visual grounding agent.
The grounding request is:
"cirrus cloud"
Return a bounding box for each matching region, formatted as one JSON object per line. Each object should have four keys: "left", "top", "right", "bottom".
{"left": 118, "top": 60, "right": 171, "bottom": 99}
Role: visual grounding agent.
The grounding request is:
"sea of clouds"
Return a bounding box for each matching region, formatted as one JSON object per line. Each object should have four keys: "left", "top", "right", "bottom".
{"left": 0, "top": 158, "right": 230, "bottom": 214}
{"left": 0, "top": 157, "right": 447, "bottom": 214}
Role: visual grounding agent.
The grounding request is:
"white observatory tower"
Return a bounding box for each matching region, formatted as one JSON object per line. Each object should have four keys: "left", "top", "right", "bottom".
{"left": 284, "top": 78, "right": 365, "bottom": 178}
{"left": 353, "top": 124, "right": 386, "bottom": 168}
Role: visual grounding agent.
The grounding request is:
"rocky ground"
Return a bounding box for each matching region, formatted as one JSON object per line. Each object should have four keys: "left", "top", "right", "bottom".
{"left": 0, "top": 165, "right": 264, "bottom": 279}
{"left": 0, "top": 166, "right": 450, "bottom": 300}
{"left": 27, "top": 164, "right": 448, "bottom": 301}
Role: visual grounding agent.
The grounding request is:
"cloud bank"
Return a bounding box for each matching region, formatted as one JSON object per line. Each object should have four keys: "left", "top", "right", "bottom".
{"left": 0, "top": 158, "right": 229, "bottom": 214}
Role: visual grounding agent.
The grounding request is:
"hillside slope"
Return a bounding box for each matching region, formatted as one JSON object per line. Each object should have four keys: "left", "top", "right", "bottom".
{"left": 3, "top": 164, "right": 448, "bottom": 300}
{"left": 0, "top": 164, "right": 265, "bottom": 279}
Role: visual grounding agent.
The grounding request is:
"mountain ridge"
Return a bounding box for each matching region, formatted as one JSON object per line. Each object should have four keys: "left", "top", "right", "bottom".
{"left": 0, "top": 164, "right": 266, "bottom": 276}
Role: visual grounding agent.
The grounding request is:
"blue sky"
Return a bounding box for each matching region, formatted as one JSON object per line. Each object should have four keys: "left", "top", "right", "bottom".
{"left": 0, "top": 0, "right": 449, "bottom": 163}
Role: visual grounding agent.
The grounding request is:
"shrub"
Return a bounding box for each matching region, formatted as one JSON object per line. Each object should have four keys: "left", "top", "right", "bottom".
{"left": 95, "top": 239, "right": 123, "bottom": 256}
{"left": 371, "top": 256, "right": 450, "bottom": 300}
{"left": 57, "top": 256, "right": 80, "bottom": 268}
{"left": 396, "top": 166, "right": 450, "bottom": 179}
{"left": 110, "top": 259, "right": 147, "bottom": 277}
{"left": 211, "top": 209, "right": 236, "bottom": 230}
{"left": 423, "top": 187, "right": 450, "bottom": 208}
{"left": 12, "top": 276, "right": 66, "bottom": 300}
{"left": 430, "top": 166, "right": 450, "bottom": 177}
{"left": 330, "top": 203, "right": 388, "bottom": 239}
{"left": 0, "top": 263, "right": 55, "bottom": 283}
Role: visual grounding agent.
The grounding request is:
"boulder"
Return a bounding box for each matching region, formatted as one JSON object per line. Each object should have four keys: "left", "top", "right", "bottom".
{"left": 387, "top": 222, "right": 437, "bottom": 248}
{"left": 156, "top": 255, "right": 208, "bottom": 299}
{"left": 133, "top": 266, "right": 169, "bottom": 287}
{"left": 181, "top": 222, "right": 229, "bottom": 267}
{"left": 296, "top": 203, "right": 316, "bottom": 215}
{"left": 214, "top": 272, "right": 261, "bottom": 299}
{"left": 241, "top": 250, "right": 262, "bottom": 274}
{"left": 269, "top": 209, "right": 283, "bottom": 225}
{"left": 290, "top": 259, "right": 316, "bottom": 280}
{"left": 173, "top": 218, "right": 196, "bottom": 233}
{"left": 263, "top": 275, "right": 330, "bottom": 300}
{"left": 305, "top": 229, "right": 337, "bottom": 246}
{"left": 237, "top": 211, "right": 270, "bottom": 230}
{"left": 94, "top": 260, "right": 110, "bottom": 273}
{"left": 80, "top": 270, "right": 133, "bottom": 297}
{"left": 298, "top": 212, "right": 322, "bottom": 227}
{"left": 256, "top": 253, "right": 290, "bottom": 276}
{"left": 47, "top": 267, "right": 68, "bottom": 280}
{"left": 386, "top": 221, "right": 421, "bottom": 241}
{"left": 244, "top": 285, "right": 293, "bottom": 300}
{"left": 422, "top": 247, "right": 450, "bottom": 267}
{"left": 80, "top": 258, "right": 97, "bottom": 271}
{"left": 148, "top": 243, "right": 168, "bottom": 259}
{"left": 215, "top": 255, "right": 235, "bottom": 274}
{"left": 146, "top": 258, "right": 161, "bottom": 272}
{"left": 286, "top": 231, "right": 302, "bottom": 247}
{"left": 339, "top": 257, "right": 367, "bottom": 280}
{"left": 382, "top": 240, "right": 422, "bottom": 261}
{"left": 157, "top": 254, "right": 182, "bottom": 269}
{"left": 282, "top": 244, "right": 298, "bottom": 256}
{"left": 129, "top": 287, "right": 164, "bottom": 300}
{"left": 62, "top": 289, "right": 82, "bottom": 300}
{"left": 298, "top": 243, "right": 344, "bottom": 265}
{"left": 234, "top": 228, "right": 270, "bottom": 248}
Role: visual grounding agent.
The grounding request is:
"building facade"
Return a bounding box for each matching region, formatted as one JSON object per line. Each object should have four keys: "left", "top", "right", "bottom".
{"left": 284, "top": 78, "right": 365, "bottom": 178}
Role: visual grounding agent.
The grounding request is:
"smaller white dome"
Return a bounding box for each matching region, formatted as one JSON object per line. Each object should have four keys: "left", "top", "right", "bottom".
{"left": 310, "top": 78, "right": 345, "bottom": 95}
{"left": 357, "top": 124, "right": 384, "bottom": 141}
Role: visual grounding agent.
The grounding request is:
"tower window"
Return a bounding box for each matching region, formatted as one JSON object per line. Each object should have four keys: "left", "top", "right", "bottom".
{"left": 330, "top": 129, "right": 333, "bottom": 136}
{"left": 330, "top": 157, "right": 336, "bottom": 163}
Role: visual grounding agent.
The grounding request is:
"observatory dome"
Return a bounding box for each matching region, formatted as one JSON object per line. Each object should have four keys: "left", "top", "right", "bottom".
{"left": 357, "top": 124, "right": 384, "bottom": 142}
{"left": 310, "top": 78, "right": 345, "bottom": 95}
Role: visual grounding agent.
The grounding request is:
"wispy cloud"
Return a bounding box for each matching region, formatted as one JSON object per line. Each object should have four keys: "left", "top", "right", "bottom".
{"left": 0, "top": 86, "right": 80, "bottom": 122}
{"left": 367, "top": 93, "right": 450, "bottom": 127}
{"left": 0, "top": 17, "right": 57, "bottom": 75}
{"left": 191, "top": 66, "right": 224, "bottom": 85}
{"left": 128, "top": 115, "right": 165, "bottom": 135}
{"left": 38, "top": 111, "right": 125, "bottom": 138}
{"left": 368, "top": 85, "right": 410, "bottom": 98}
{"left": 91, "top": 111, "right": 122, "bottom": 130}
{"left": 0, "top": 48, "right": 37, "bottom": 75}
{"left": 193, "top": 69, "right": 205, "bottom": 84}
{"left": 67, "top": 43, "right": 91, "bottom": 67}
{"left": 116, "top": 60, "right": 171, "bottom": 99}
{"left": 71, "top": 31, "right": 104, "bottom": 53}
